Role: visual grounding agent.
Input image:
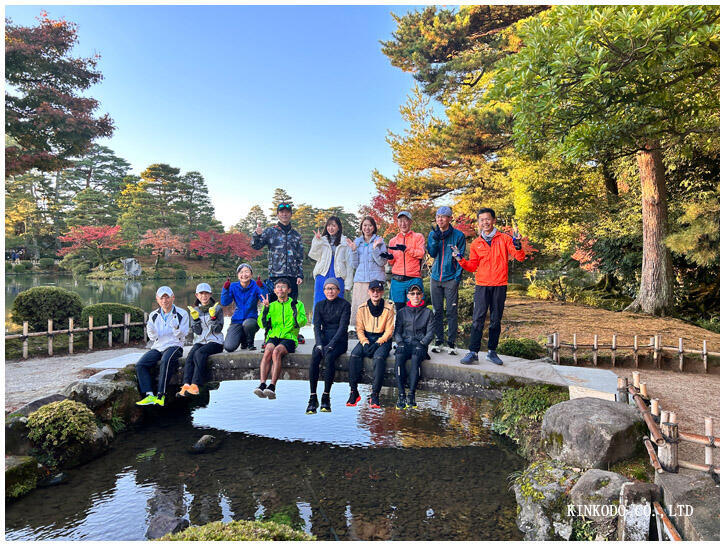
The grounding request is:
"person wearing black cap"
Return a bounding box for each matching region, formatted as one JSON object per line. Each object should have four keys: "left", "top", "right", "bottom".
{"left": 306, "top": 278, "right": 351, "bottom": 414}
{"left": 252, "top": 201, "right": 304, "bottom": 301}
{"left": 392, "top": 284, "right": 434, "bottom": 409}
{"left": 347, "top": 280, "right": 396, "bottom": 408}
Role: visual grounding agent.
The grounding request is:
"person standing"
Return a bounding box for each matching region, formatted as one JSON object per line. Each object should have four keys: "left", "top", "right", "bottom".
{"left": 347, "top": 280, "right": 395, "bottom": 408}
{"left": 384, "top": 210, "right": 426, "bottom": 311}
{"left": 252, "top": 202, "right": 304, "bottom": 301}
{"left": 392, "top": 284, "right": 434, "bottom": 409}
{"left": 178, "top": 283, "right": 224, "bottom": 397}
{"left": 427, "top": 206, "right": 466, "bottom": 355}
{"left": 221, "top": 263, "right": 263, "bottom": 351}
{"left": 308, "top": 216, "right": 354, "bottom": 308}
{"left": 347, "top": 216, "right": 388, "bottom": 326}
{"left": 136, "top": 286, "right": 190, "bottom": 406}
{"left": 254, "top": 278, "right": 307, "bottom": 399}
{"left": 306, "top": 278, "right": 351, "bottom": 414}
{"left": 453, "top": 208, "right": 525, "bottom": 366}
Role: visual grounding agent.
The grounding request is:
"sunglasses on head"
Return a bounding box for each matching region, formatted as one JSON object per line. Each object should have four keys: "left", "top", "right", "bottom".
{"left": 278, "top": 203, "right": 292, "bottom": 210}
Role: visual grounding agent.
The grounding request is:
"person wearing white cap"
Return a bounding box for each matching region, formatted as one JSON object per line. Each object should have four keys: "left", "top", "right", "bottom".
{"left": 135, "top": 286, "right": 190, "bottom": 406}
{"left": 220, "top": 263, "right": 264, "bottom": 352}
{"left": 177, "top": 283, "right": 224, "bottom": 397}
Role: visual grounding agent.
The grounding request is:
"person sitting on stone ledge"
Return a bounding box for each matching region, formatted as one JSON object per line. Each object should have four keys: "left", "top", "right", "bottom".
{"left": 177, "top": 283, "right": 224, "bottom": 398}
{"left": 347, "top": 280, "right": 395, "bottom": 409}
{"left": 136, "top": 286, "right": 189, "bottom": 407}
{"left": 306, "top": 278, "right": 351, "bottom": 414}
{"left": 254, "top": 278, "right": 307, "bottom": 399}
{"left": 392, "top": 284, "right": 434, "bottom": 410}
{"left": 221, "top": 263, "right": 263, "bottom": 352}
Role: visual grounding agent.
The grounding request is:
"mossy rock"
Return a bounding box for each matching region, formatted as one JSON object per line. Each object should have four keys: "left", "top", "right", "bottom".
{"left": 497, "top": 337, "right": 546, "bottom": 360}
{"left": 6, "top": 455, "right": 39, "bottom": 500}
{"left": 159, "top": 520, "right": 315, "bottom": 541}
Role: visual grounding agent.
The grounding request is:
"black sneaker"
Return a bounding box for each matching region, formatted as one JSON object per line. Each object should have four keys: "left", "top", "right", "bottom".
{"left": 253, "top": 383, "right": 267, "bottom": 397}
{"left": 396, "top": 393, "right": 407, "bottom": 410}
{"left": 407, "top": 394, "right": 417, "bottom": 409}
{"left": 368, "top": 393, "right": 381, "bottom": 408}
{"left": 346, "top": 389, "right": 361, "bottom": 407}
{"left": 447, "top": 342, "right": 458, "bottom": 355}
{"left": 263, "top": 383, "right": 276, "bottom": 399}
{"left": 306, "top": 394, "right": 318, "bottom": 414}
{"left": 320, "top": 393, "right": 331, "bottom": 412}
{"left": 247, "top": 344, "right": 256, "bottom": 351}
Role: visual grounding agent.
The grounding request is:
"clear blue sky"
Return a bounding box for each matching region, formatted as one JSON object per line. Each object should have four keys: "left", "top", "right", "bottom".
{"left": 6, "top": 5, "right": 426, "bottom": 228}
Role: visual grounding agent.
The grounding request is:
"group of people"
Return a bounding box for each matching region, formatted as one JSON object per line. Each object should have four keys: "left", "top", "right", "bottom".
{"left": 134, "top": 202, "right": 525, "bottom": 411}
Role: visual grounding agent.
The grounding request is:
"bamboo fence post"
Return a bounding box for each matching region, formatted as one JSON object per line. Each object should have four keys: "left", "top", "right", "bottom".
{"left": 553, "top": 332, "right": 560, "bottom": 364}
{"left": 47, "top": 319, "right": 53, "bottom": 356}
{"left": 678, "top": 338, "right": 684, "bottom": 372}
{"left": 705, "top": 417, "right": 714, "bottom": 470}
{"left": 68, "top": 317, "right": 74, "bottom": 355}
{"left": 611, "top": 334, "right": 617, "bottom": 367}
{"left": 88, "top": 315, "right": 94, "bottom": 350}
{"left": 702, "top": 340, "right": 708, "bottom": 373}
{"left": 572, "top": 333, "right": 577, "bottom": 366}
{"left": 658, "top": 411, "right": 679, "bottom": 472}
{"left": 633, "top": 335, "right": 639, "bottom": 368}
{"left": 650, "top": 399, "right": 660, "bottom": 442}
{"left": 653, "top": 335, "right": 661, "bottom": 368}
{"left": 143, "top": 312, "right": 148, "bottom": 343}
{"left": 632, "top": 371, "right": 640, "bottom": 390}
{"left": 123, "top": 313, "right": 130, "bottom": 345}
{"left": 108, "top": 314, "right": 113, "bottom": 348}
{"left": 22, "top": 321, "right": 28, "bottom": 359}
{"left": 593, "top": 334, "right": 598, "bottom": 367}
{"left": 640, "top": 382, "right": 648, "bottom": 398}
{"left": 616, "top": 377, "right": 629, "bottom": 403}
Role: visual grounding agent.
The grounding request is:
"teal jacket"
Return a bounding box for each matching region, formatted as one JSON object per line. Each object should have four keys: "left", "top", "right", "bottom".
{"left": 257, "top": 298, "right": 308, "bottom": 346}
{"left": 427, "top": 226, "right": 466, "bottom": 282}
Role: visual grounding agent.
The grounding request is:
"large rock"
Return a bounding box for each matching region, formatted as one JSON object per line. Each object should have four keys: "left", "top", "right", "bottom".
{"left": 512, "top": 459, "right": 581, "bottom": 540}
{"left": 655, "top": 469, "right": 720, "bottom": 541}
{"left": 146, "top": 487, "right": 189, "bottom": 539}
{"left": 5, "top": 415, "right": 33, "bottom": 456}
{"left": 62, "top": 371, "right": 143, "bottom": 426}
{"left": 12, "top": 393, "right": 68, "bottom": 417}
{"left": 6, "top": 455, "right": 40, "bottom": 500}
{"left": 569, "top": 469, "right": 629, "bottom": 540}
{"left": 122, "top": 257, "right": 142, "bottom": 276}
{"left": 541, "top": 397, "right": 646, "bottom": 469}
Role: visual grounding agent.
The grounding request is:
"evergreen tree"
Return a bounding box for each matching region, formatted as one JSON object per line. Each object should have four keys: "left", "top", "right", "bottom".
{"left": 232, "top": 205, "right": 268, "bottom": 235}
{"left": 175, "top": 171, "right": 224, "bottom": 241}
{"left": 66, "top": 188, "right": 118, "bottom": 227}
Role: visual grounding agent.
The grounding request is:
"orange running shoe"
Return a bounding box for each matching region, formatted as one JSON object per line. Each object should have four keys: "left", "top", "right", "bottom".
{"left": 188, "top": 384, "right": 200, "bottom": 395}
{"left": 176, "top": 384, "right": 191, "bottom": 397}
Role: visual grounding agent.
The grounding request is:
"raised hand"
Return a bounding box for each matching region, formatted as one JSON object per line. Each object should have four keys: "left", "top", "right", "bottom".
{"left": 451, "top": 245, "right": 462, "bottom": 260}
{"left": 313, "top": 228, "right": 322, "bottom": 239}
{"left": 223, "top": 277, "right": 231, "bottom": 290}
{"left": 169, "top": 315, "right": 180, "bottom": 330}
{"left": 296, "top": 277, "right": 303, "bottom": 285}
{"left": 261, "top": 294, "right": 270, "bottom": 307}
{"left": 346, "top": 238, "right": 357, "bottom": 251}
{"left": 187, "top": 306, "right": 200, "bottom": 321}
{"left": 208, "top": 305, "right": 217, "bottom": 320}
{"left": 255, "top": 221, "right": 263, "bottom": 235}
{"left": 373, "top": 237, "right": 383, "bottom": 248}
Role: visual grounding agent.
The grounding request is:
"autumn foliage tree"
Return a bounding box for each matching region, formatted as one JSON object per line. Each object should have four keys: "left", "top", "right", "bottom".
{"left": 189, "top": 231, "right": 260, "bottom": 268}
{"left": 57, "top": 225, "right": 126, "bottom": 265}
{"left": 139, "top": 228, "right": 186, "bottom": 270}
{"left": 5, "top": 12, "right": 114, "bottom": 176}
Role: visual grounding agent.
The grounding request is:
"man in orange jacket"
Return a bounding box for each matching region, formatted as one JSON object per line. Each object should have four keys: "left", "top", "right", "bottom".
{"left": 452, "top": 208, "right": 525, "bottom": 365}
{"left": 382, "top": 210, "right": 426, "bottom": 311}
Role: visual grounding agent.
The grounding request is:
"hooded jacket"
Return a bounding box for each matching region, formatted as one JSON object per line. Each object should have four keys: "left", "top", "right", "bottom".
{"left": 189, "top": 302, "right": 224, "bottom": 345}
{"left": 387, "top": 231, "right": 426, "bottom": 278}
{"left": 427, "top": 226, "right": 466, "bottom": 282}
{"left": 308, "top": 235, "right": 354, "bottom": 290}
{"left": 350, "top": 234, "right": 388, "bottom": 283}
{"left": 220, "top": 281, "right": 263, "bottom": 323}
{"left": 252, "top": 223, "right": 305, "bottom": 280}
{"left": 393, "top": 303, "right": 434, "bottom": 346}
{"left": 459, "top": 231, "right": 525, "bottom": 286}
{"left": 146, "top": 305, "right": 190, "bottom": 352}
{"left": 257, "top": 298, "right": 308, "bottom": 346}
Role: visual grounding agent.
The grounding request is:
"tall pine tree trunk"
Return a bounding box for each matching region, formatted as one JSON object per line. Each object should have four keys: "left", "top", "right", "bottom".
{"left": 625, "top": 140, "right": 674, "bottom": 315}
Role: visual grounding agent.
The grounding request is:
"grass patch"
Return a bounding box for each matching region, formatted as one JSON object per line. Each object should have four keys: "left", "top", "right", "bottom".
{"left": 159, "top": 520, "right": 315, "bottom": 541}
{"left": 609, "top": 454, "right": 654, "bottom": 483}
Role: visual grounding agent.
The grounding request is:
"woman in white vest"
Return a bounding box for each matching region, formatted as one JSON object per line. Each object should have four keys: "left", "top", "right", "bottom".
{"left": 308, "top": 215, "right": 353, "bottom": 308}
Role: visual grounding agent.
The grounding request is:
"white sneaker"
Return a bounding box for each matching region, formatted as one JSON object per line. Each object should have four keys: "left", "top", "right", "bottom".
{"left": 447, "top": 345, "right": 458, "bottom": 355}
{"left": 431, "top": 344, "right": 441, "bottom": 353}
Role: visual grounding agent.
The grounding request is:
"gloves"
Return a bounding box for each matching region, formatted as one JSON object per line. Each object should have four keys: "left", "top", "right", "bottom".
{"left": 256, "top": 276, "right": 264, "bottom": 287}
{"left": 169, "top": 315, "right": 180, "bottom": 330}
{"left": 364, "top": 342, "right": 378, "bottom": 358}
{"left": 223, "top": 277, "right": 231, "bottom": 290}
{"left": 208, "top": 305, "right": 217, "bottom": 320}
{"left": 187, "top": 306, "right": 200, "bottom": 321}
{"left": 512, "top": 234, "right": 522, "bottom": 250}
{"left": 431, "top": 225, "right": 443, "bottom": 241}
{"left": 380, "top": 251, "right": 394, "bottom": 260}
{"left": 391, "top": 244, "right": 407, "bottom": 252}
{"left": 314, "top": 344, "right": 324, "bottom": 353}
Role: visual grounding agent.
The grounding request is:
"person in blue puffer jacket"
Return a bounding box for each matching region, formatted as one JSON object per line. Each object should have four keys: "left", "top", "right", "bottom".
{"left": 221, "top": 263, "right": 264, "bottom": 351}
{"left": 347, "top": 216, "right": 388, "bottom": 326}
{"left": 426, "top": 206, "right": 467, "bottom": 355}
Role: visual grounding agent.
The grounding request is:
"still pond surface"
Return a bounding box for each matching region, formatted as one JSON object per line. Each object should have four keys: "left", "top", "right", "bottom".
{"left": 5, "top": 381, "right": 525, "bottom": 541}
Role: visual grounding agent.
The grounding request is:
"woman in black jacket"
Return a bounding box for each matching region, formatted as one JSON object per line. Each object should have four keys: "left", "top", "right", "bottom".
{"left": 393, "top": 284, "right": 434, "bottom": 410}
{"left": 307, "top": 278, "right": 351, "bottom": 414}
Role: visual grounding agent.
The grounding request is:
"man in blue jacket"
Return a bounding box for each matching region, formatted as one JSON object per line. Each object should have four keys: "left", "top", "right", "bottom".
{"left": 427, "top": 206, "right": 466, "bottom": 355}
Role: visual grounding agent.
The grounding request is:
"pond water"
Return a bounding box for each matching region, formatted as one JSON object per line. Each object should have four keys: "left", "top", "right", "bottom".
{"left": 5, "top": 381, "right": 525, "bottom": 541}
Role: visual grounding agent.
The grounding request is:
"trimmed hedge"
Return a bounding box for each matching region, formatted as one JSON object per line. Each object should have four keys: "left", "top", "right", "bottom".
{"left": 27, "top": 400, "right": 97, "bottom": 468}
{"left": 497, "top": 337, "right": 546, "bottom": 360}
{"left": 12, "top": 262, "right": 28, "bottom": 273}
{"left": 11, "top": 286, "right": 83, "bottom": 331}
{"left": 160, "top": 520, "right": 315, "bottom": 541}
{"left": 38, "top": 257, "right": 55, "bottom": 269}
{"left": 81, "top": 303, "right": 145, "bottom": 342}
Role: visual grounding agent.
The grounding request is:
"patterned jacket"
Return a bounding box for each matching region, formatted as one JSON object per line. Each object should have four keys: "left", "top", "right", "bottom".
{"left": 252, "top": 223, "right": 305, "bottom": 280}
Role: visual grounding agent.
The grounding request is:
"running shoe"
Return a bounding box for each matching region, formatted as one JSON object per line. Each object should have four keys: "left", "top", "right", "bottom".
{"left": 306, "top": 394, "right": 319, "bottom": 414}
{"left": 156, "top": 395, "right": 166, "bottom": 407}
{"left": 136, "top": 394, "right": 157, "bottom": 406}
{"left": 263, "top": 384, "right": 277, "bottom": 399}
{"left": 346, "top": 390, "right": 361, "bottom": 407}
{"left": 407, "top": 394, "right": 418, "bottom": 409}
{"left": 396, "top": 393, "right": 407, "bottom": 410}
{"left": 176, "top": 385, "right": 190, "bottom": 398}
{"left": 368, "top": 393, "right": 381, "bottom": 409}
{"left": 320, "top": 393, "right": 331, "bottom": 412}
{"left": 460, "top": 352, "right": 479, "bottom": 365}
{"left": 486, "top": 350, "right": 504, "bottom": 366}
{"left": 298, "top": 333, "right": 305, "bottom": 344}
{"left": 254, "top": 383, "right": 267, "bottom": 398}
{"left": 247, "top": 344, "right": 256, "bottom": 351}
{"left": 430, "top": 344, "right": 442, "bottom": 353}
{"left": 187, "top": 384, "right": 200, "bottom": 395}
{"left": 447, "top": 343, "right": 458, "bottom": 355}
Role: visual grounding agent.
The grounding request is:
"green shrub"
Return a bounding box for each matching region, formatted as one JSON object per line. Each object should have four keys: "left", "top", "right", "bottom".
{"left": 11, "top": 286, "right": 83, "bottom": 331}
{"left": 497, "top": 337, "right": 546, "bottom": 360}
{"left": 27, "top": 400, "right": 97, "bottom": 467}
{"left": 159, "top": 520, "right": 315, "bottom": 541}
{"left": 13, "top": 262, "right": 28, "bottom": 273}
{"left": 174, "top": 269, "right": 187, "bottom": 279}
{"left": 38, "top": 257, "right": 55, "bottom": 269}
{"left": 492, "top": 384, "right": 569, "bottom": 439}
{"left": 81, "top": 303, "right": 145, "bottom": 342}
{"left": 6, "top": 260, "right": 13, "bottom": 271}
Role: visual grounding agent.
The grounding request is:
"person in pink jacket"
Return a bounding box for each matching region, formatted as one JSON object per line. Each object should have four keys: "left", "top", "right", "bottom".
{"left": 383, "top": 210, "right": 426, "bottom": 311}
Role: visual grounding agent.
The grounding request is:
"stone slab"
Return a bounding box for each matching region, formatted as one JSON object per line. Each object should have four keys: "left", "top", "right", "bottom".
{"left": 655, "top": 469, "right": 720, "bottom": 541}
{"left": 552, "top": 365, "right": 618, "bottom": 398}
{"left": 83, "top": 352, "right": 147, "bottom": 370}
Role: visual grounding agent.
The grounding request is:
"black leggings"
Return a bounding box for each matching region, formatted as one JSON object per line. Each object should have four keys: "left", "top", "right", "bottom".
{"left": 348, "top": 332, "right": 392, "bottom": 395}
{"left": 395, "top": 342, "right": 427, "bottom": 395}
{"left": 309, "top": 331, "right": 347, "bottom": 393}
{"left": 184, "top": 342, "right": 223, "bottom": 386}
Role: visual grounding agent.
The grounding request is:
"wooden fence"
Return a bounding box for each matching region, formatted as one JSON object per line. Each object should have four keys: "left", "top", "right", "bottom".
{"left": 546, "top": 332, "right": 718, "bottom": 372}
{"left": 6, "top": 314, "right": 149, "bottom": 359}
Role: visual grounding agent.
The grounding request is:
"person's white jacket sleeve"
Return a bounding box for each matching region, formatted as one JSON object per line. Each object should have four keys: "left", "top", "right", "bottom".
{"left": 146, "top": 313, "right": 159, "bottom": 342}
{"left": 342, "top": 238, "right": 354, "bottom": 291}
{"left": 172, "top": 308, "right": 189, "bottom": 344}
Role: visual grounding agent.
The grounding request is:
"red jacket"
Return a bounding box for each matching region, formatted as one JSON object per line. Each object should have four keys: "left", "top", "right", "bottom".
{"left": 387, "top": 231, "right": 425, "bottom": 277}
{"left": 459, "top": 231, "right": 525, "bottom": 286}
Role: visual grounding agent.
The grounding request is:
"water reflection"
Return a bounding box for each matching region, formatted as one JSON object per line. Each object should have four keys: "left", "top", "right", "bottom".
{"left": 5, "top": 381, "right": 524, "bottom": 541}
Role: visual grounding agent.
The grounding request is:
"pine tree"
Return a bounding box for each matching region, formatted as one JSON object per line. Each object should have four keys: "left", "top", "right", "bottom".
{"left": 232, "top": 205, "right": 268, "bottom": 235}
